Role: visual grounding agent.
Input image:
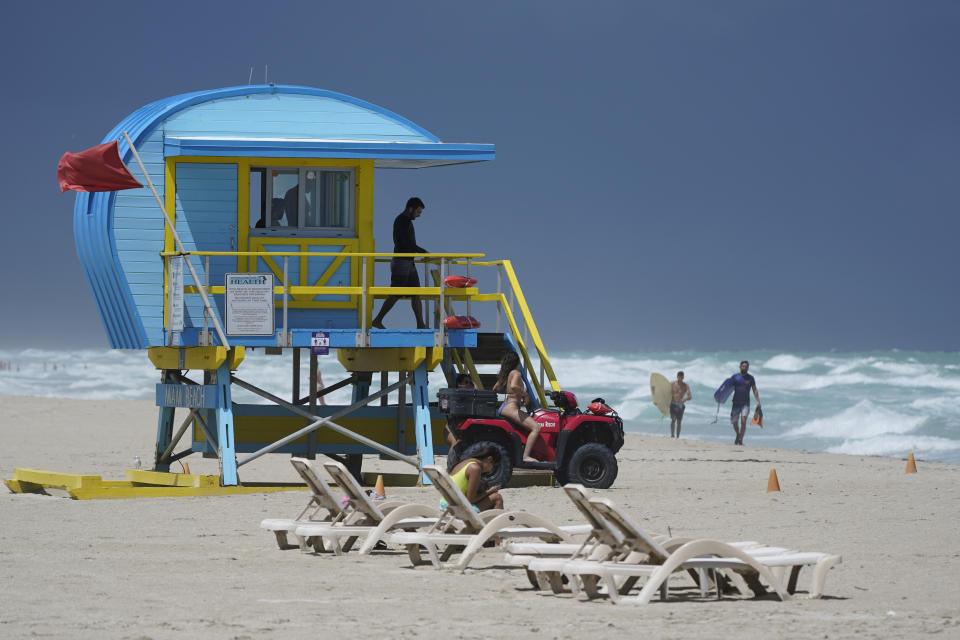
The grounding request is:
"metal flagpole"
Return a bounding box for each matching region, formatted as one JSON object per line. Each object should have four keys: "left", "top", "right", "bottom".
{"left": 121, "top": 131, "right": 230, "bottom": 349}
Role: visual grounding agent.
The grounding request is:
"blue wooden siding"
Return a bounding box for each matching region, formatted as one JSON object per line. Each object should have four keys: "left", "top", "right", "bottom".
{"left": 173, "top": 163, "right": 239, "bottom": 328}
{"left": 280, "top": 308, "right": 358, "bottom": 329}
{"left": 113, "top": 129, "right": 167, "bottom": 345}
{"left": 163, "top": 94, "right": 431, "bottom": 143}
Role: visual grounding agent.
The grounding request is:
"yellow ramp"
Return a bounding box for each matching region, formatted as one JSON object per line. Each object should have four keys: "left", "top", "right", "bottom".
{"left": 5, "top": 468, "right": 306, "bottom": 500}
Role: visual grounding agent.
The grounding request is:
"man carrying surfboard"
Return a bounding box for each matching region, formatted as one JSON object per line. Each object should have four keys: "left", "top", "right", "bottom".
{"left": 726, "top": 360, "right": 760, "bottom": 446}
{"left": 670, "top": 371, "right": 692, "bottom": 438}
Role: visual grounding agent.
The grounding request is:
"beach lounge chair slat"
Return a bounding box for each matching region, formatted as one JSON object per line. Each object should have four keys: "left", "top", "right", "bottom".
{"left": 384, "top": 465, "right": 586, "bottom": 570}
{"left": 561, "top": 498, "right": 842, "bottom": 604}
{"left": 259, "top": 457, "right": 351, "bottom": 550}
{"left": 313, "top": 460, "right": 442, "bottom": 554}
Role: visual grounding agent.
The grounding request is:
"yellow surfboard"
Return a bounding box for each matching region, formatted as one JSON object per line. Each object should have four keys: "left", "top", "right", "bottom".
{"left": 650, "top": 373, "right": 672, "bottom": 417}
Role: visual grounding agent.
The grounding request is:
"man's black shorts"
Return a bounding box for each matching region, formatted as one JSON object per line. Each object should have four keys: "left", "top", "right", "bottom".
{"left": 390, "top": 258, "right": 420, "bottom": 288}
{"left": 670, "top": 401, "right": 685, "bottom": 419}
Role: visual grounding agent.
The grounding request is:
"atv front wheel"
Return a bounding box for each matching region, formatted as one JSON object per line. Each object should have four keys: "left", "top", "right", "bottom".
{"left": 565, "top": 443, "right": 618, "bottom": 489}
{"left": 460, "top": 440, "right": 512, "bottom": 488}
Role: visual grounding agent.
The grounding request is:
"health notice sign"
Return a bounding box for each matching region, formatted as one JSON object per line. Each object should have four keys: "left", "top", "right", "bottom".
{"left": 225, "top": 273, "right": 275, "bottom": 336}
{"left": 311, "top": 331, "right": 330, "bottom": 355}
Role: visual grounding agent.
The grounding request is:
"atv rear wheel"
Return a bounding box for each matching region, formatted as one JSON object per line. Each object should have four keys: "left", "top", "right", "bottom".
{"left": 460, "top": 440, "right": 512, "bottom": 488}
{"left": 564, "top": 443, "right": 617, "bottom": 489}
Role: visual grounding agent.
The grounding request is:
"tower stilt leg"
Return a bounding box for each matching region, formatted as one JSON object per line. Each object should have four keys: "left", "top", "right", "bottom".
{"left": 155, "top": 372, "right": 175, "bottom": 472}
{"left": 413, "top": 362, "right": 435, "bottom": 484}
{"left": 214, "top": 360, "right": 238, "bottom": 486}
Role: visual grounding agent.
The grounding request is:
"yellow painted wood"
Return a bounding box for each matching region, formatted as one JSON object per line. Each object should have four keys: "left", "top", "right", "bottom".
{"left": 237, "top": 159, "right": 250, "bottom": 272}
{"left": 337, "top": 347, "right": 429, "bottom": 372}
{"left": 13, "top": 468, "right": 102, "bottom": 490}
{"left": 428, "top": 347, "right": 444, "bottom": 371}
{"left": 162, "top": 158, "right": 177, "bottom": 326}
{"left": 368, "top": 286, "right": 438, "bottom": 296}
{"left": 6, "top": 468, "right": 307, "bottom": 500}
{"left": 356, "top": 160, "right": 375, "bottom": 326}
{"left": 183, "top": 285, "right": 363, "bottom": 296}
{"left": 125, "top": 469, "right": 219, "bottom": 488}
{"left": 66, "top": 484, "right": 306, "bottom": 500}
{"left": 245, "top": 237, "right": 361, "bottom": 308}
{"left": 147, "top": 346, "right": 245, "bottom": 370}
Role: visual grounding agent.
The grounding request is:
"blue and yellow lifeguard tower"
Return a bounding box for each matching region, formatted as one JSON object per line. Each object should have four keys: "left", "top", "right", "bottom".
{"left": 72, "top": 84, "right": 559, "bottom": 486}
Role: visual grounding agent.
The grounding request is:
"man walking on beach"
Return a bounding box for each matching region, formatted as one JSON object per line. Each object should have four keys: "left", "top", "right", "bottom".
{"left": 730, "top": 360, "right": 760, "bottom": 445}
{"left": 670, "top": 371, "right": 691, "bottom": 438}
{"left": 372, "top": 197, "right": 428, "bottom": 329}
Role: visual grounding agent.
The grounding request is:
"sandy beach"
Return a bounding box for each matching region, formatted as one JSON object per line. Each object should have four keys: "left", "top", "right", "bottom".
{"left": 1, "top": 393, "right": 958, "bottom": 639}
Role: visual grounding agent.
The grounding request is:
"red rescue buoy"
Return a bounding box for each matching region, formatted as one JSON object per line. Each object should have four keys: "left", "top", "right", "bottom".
{"left": 443, "top": 275, "right": 478, "bottom": 288}
{"left": 588, "top": 401, "right": 613, "bottom": 415}
{"left": 443, "top": 315, "right": 481, "bottom": 329}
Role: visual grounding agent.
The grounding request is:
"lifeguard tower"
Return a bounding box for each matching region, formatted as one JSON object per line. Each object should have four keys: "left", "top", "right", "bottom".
{"left": 72, "top": 84, "right": 559, "bottom": 486}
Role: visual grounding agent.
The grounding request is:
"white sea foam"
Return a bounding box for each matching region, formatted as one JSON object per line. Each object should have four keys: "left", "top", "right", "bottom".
{"left": 786, "top": 400, "right": 925, "bottom": 439}
{"left": 763, "top": 354, "right": 813, "bottom": 372}
{"left": 827, "top": 435, "right": 960, "bottom": 458}
{"left": 909, "top": 396, "right": 960, "bottom": 416}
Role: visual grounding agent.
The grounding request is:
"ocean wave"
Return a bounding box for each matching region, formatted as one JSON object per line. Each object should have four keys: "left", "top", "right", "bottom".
{"left": 827, "top": 435, "right": 960, "bottom": 458}
{"left": 909, "top": 396, "right": 960, "bottom": 415}
{"left": 785, "top": 400, "right": 925, "bottom": 439}
{"left": 869, "top": 360, "right": 930, "bottom": 375}
{"left": 763, "top": 354, "right": 814, "bottom": 372}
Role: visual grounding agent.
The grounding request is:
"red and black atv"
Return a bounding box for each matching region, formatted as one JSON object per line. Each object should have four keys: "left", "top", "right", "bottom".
{"left": 438, "top": 388, "right": 624, "bottom": 489}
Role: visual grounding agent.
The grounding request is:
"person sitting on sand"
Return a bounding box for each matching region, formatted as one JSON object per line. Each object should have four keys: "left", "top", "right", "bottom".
{"left": 492, "top": 352, "right": 541, "bottom": 462}
{"left": 444, "top": 373, "right": 475, "bottom": 452}
{"left": 448, "top": 444, "right": 504, "bottom": 511}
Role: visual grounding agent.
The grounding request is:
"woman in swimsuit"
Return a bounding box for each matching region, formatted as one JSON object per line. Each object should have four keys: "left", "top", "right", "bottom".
{"left": 492, "top": 352, "right": 541, "bottom": 463}
{"left": 448, "top": 444, "right": 504, "bottom": 511}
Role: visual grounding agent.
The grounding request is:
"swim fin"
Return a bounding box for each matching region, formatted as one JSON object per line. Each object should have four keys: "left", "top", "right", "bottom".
{"left": 751, "top": 404, "right": 764, "bottom": 428}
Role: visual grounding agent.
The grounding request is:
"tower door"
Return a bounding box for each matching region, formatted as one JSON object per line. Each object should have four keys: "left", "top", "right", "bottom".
{"left": 173, "top": 163, "right": 238, "bottom": 326}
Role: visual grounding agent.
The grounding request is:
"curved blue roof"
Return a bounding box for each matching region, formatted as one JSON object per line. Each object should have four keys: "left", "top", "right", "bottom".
{"left": 105, "top": 84, "right": 443, "bottom": 151}
{"left": 73, "top": 85, "right": 494, "bottom": 349}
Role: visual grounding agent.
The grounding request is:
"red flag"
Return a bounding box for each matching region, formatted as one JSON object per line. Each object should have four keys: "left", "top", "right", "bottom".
{"left": 57, "top": 140, "right": 142, "bottom": 192}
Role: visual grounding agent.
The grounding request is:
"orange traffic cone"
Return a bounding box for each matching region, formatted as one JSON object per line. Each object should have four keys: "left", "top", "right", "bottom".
{"left": 905, "top": 453, "right": 917, "bottom": 474}
{"left": 374, "top": 474, "right": 386, "bottom": 497}
{"left": 767, "top": 468, "right": 781, "bottom": 492}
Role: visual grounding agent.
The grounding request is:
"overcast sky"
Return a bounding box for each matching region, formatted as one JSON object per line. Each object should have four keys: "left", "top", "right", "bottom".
{"left": 1, "top": 1, "right": 957, "bottom": 352}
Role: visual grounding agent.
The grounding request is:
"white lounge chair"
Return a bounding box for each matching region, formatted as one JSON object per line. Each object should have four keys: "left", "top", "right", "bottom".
{"left": 259, "top": 457, "right": 363, "bottom": 550}
{"left": 293, "top": 461, "right": 441, "bottom": 555}
{"left": 385, "top": 465, "right": 590, "bottom": 571}
{"left": 504, "top": 484, "right": 640, "bottom": 590}
{"left": 515, "top": 485, "right": 766, "bottom": 598}
{"left": 559, "top": 497, "right": 842, "bottom": 604}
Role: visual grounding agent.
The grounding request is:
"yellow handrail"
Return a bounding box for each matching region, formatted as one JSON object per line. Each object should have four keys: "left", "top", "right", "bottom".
{"left": 427, "top": 259, "right": 560, "bottom": 405}
{"left": 161, "top": 250, "right": 484, "bottom": 258}
{"left": 164, "top": 250, "right": 560, "bottom": 401}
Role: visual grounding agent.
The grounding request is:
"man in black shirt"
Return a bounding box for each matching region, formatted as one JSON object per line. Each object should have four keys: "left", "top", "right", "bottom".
{"left": 372, "top": 197, "right": 428, "bottom": 329}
